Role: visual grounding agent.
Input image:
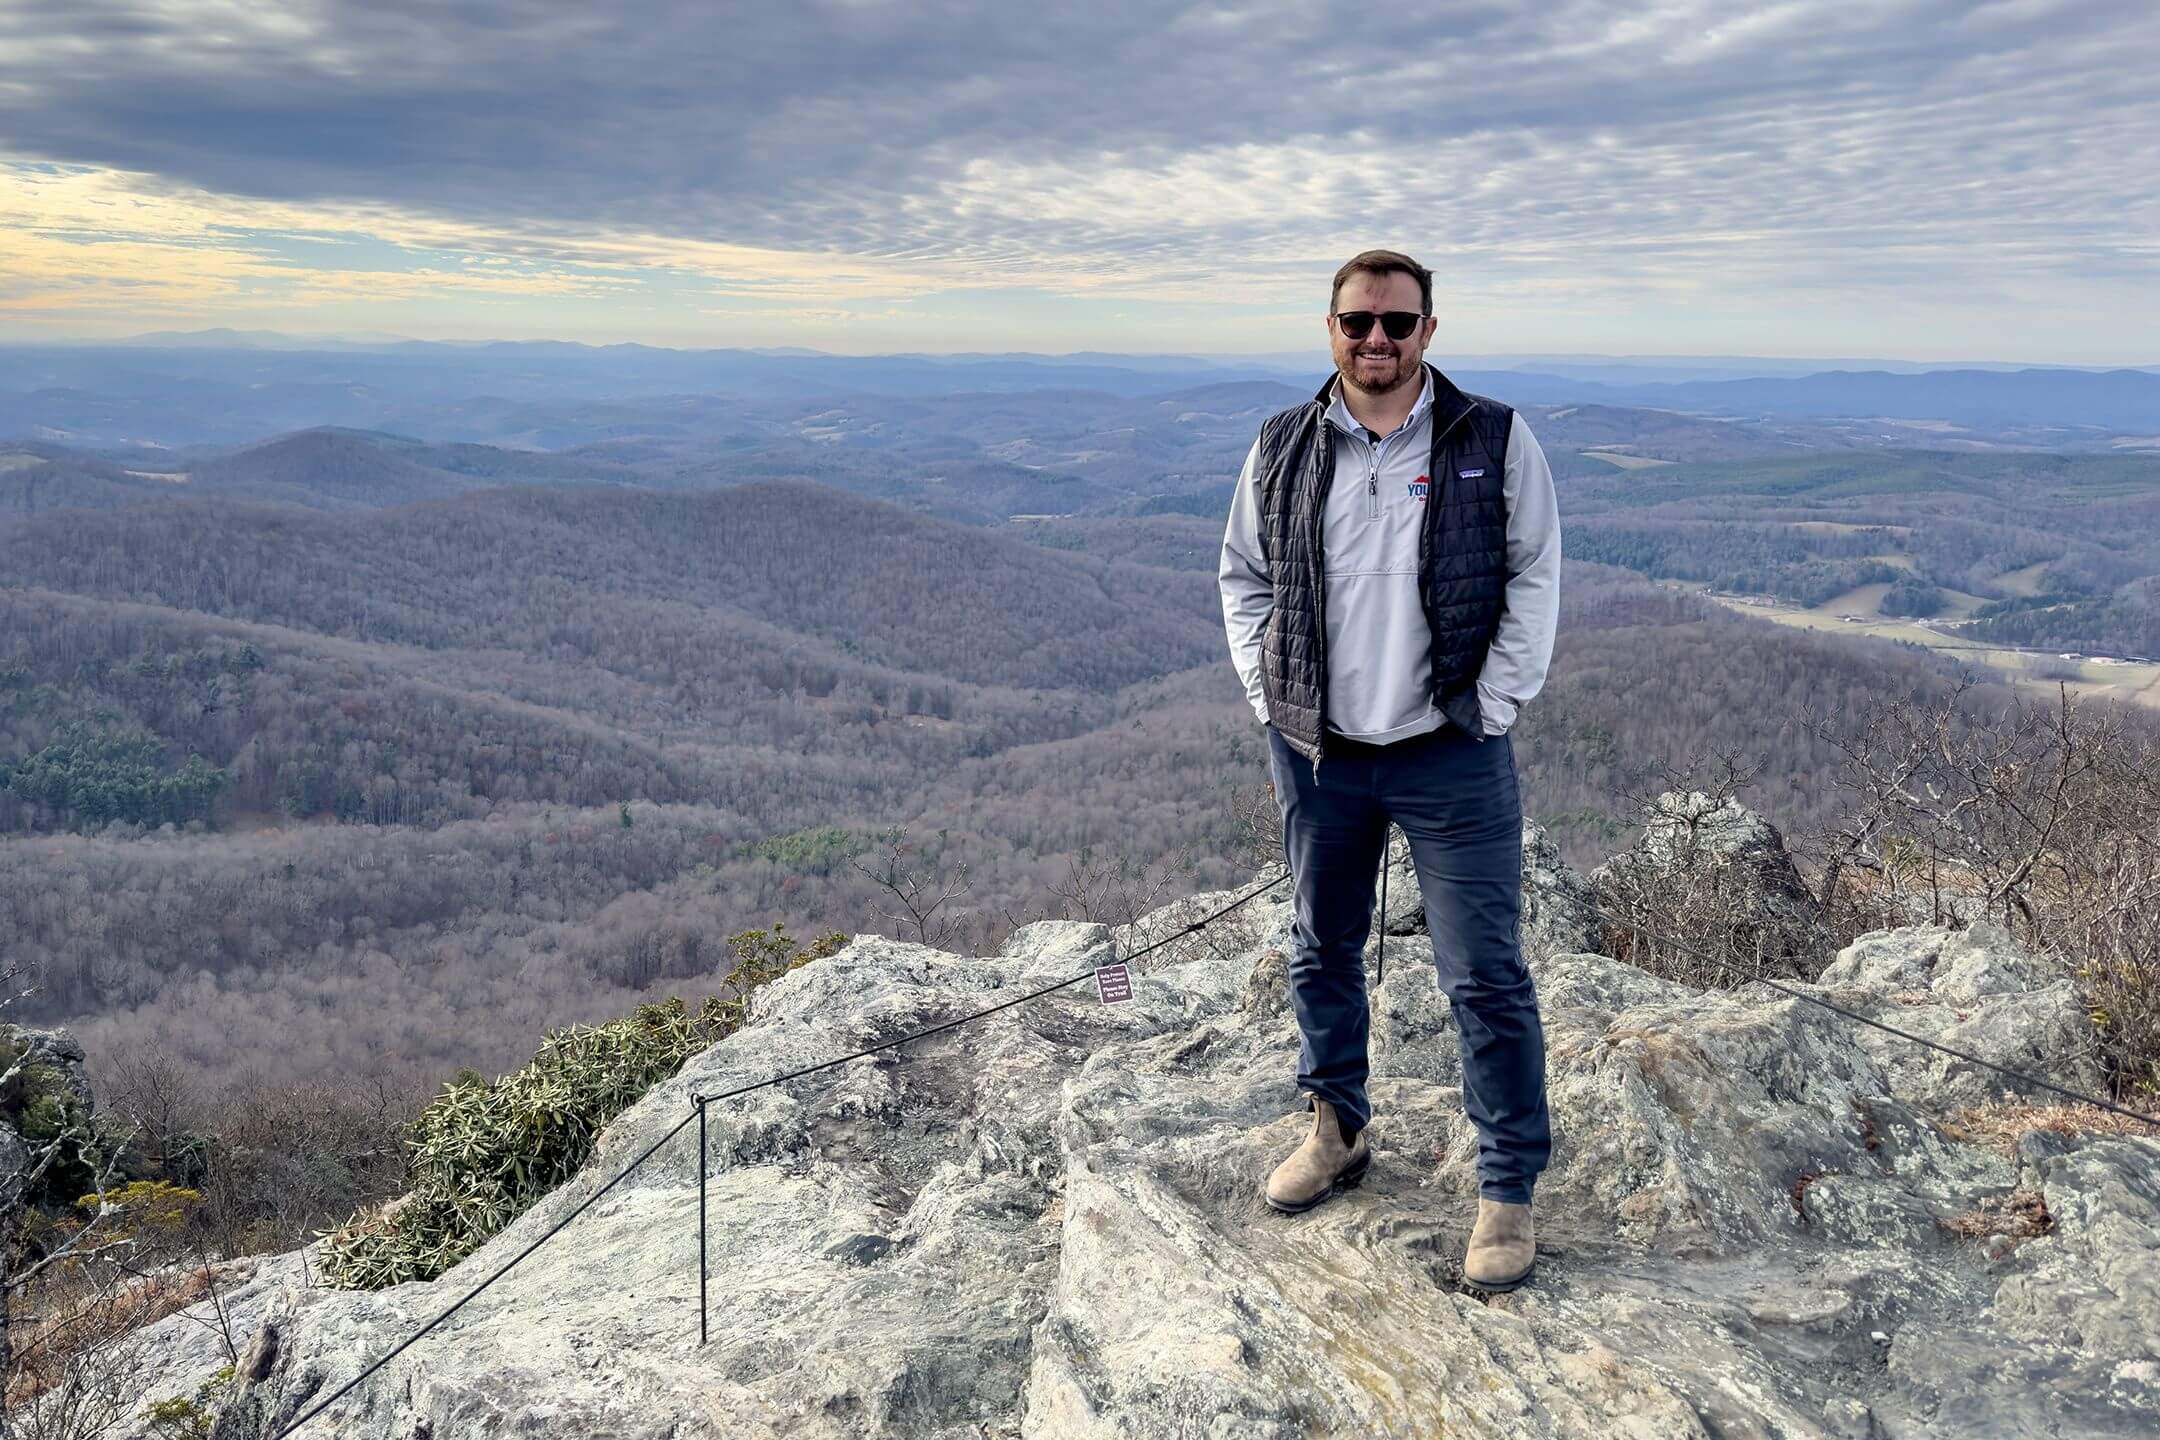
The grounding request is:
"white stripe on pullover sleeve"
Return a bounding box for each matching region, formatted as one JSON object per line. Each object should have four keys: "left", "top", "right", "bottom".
{"left": 1218, "top": 435, "right": 1272, "bottom": 725}
{"left": 1473, "top": 413, "right": 1563, "bottom": 735}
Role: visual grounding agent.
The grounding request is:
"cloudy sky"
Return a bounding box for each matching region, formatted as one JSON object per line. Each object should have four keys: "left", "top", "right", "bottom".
{"left": 2, "top": 0, "right": 2155, "bottom": 362}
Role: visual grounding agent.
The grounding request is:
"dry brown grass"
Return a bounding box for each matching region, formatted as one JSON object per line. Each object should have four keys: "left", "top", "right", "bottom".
{"left": 1940, "top": 1188, "right": 2054, "bottom": 1244}
{"left": 5, "top": 1259, "right": 241, "bottom": 1410}
{"left": 1942, "top": 1098, "right": 2158, "bottom": 1157}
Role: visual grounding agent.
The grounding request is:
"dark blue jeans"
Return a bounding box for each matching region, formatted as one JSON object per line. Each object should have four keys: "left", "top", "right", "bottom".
{"left": 1265, "top": 721, "right": 1550, "bottom": 1203}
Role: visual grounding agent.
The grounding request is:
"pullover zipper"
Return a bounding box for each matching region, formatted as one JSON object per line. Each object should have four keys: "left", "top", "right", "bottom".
{"left": 1327, "top": 435, "right": 1375, "bottom": 783}
{"left": 1319, "top": 426, "right": 1387, "bottom": 783}
{"left": 1331, "top": 438, "right": 1375, "bottom": 780}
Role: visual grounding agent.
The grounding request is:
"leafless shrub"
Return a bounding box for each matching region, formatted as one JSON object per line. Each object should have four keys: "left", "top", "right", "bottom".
{"left": 1224, "top": 778, "right": 1285, "bottom": 879}
{"left": 190, "top": 1070, "right": 427, "bottom": 1264}
{"left": 1051, "top": 842, "right": 1192, "bottom": 929}
{"left": 8, "top": 1258, "right": 237, "bottom": 1438}
{"left": 996, "top": 835, "right": 1271, "bottom": 971}
{"left": 1801, "top": 677, "right": 2160, "bottom": 1098}
{"left": 94, "top": 1035, "right": 425, "bottom": 1270}
{"left": 1114, "top": 882, "right": 1275, "bottom": 974}
{"left": 849, "top": 825, "right": 971, "bottom": 950}
{"left": 4, "top": 959, "right": 231, "bottom": 1438}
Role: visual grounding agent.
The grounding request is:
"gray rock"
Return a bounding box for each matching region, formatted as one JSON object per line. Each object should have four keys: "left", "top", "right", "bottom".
{"left": 1992, "top": 1137, "right": 2160, "bottom": 1365}
{"left": 1589, "top": 791, "right": 1839, "bottom": 982}
{"left": 2, "top": 1023, "right": 96, "bottom": 1115}
{"left": 1520, "top": 818, "right": 1601, "bottom": 966}
{"left": 1798, "top": 1173, "right": 1946, "bottom": 1250}
{"left": 1375, "top": 824, "right": 1425, "bottom": 936}
{"left": 1808, "top": 922, "right": 2108, "bottom": 1112}
{"left": 110, "top": 877, "right": 2155, "bottom": 1439}
{"left": 118, "top": 1252, "right": 313, "bottom": 1430}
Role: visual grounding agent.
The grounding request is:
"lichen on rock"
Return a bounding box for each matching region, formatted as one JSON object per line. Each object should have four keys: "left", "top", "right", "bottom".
{"left": 97, "top": 833, "right": 2157, "bottom": 1439}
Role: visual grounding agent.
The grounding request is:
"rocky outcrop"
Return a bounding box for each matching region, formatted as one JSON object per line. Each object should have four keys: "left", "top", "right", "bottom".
{"left": 2, "top": 1024, "right": 97, "bottom": 1116}
{"left": 109, "top": 836, "right": 2156, "bottom": 1439}
{"left": 1812, "top": 921, "right": 2110, "bottom": 1112}
{"left": 1589, "top": 790, "right": 1840, "bottom": 983}
{"left": 1, "top": 1022, "right": 125, "bottom": 1199}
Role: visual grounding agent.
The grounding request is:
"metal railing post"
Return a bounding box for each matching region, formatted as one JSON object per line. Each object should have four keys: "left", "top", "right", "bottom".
{"left": 697, "top": 1097, "right": 709, "bottom": 1347}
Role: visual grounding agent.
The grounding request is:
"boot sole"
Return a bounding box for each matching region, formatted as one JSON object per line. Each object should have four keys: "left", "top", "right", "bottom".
{"left": 1462, "top": 1258, "right": 1535, "bottom": 1293}
{"left": 1264, "top": 1149, "right": 1372, "bottom": 1214}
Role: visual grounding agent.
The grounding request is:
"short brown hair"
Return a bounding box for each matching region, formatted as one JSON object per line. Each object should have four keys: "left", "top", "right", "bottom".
{"left": 1331, "top": 249, "right": 1432, "bottom": 315}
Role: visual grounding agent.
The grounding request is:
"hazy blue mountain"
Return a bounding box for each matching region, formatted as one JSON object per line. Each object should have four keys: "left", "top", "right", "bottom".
{"left": 1642, "top": 367, "right": 2160, "bottom": 431}
{"left": 5, "top": 341, "right": 2155, "bottom": 455}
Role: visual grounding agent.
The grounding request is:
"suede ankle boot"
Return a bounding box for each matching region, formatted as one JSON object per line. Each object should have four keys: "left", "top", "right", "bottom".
{"left": 1462, "top": 1197, "right": 1536, "bottom": 1291}
{"left": 1264, "top": 1097, "right": 1371, "bottom": 1214}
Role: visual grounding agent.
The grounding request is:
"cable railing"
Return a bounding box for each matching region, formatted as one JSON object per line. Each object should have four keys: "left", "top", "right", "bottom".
{"left": 269, "top": 868, "right": 1294, "bottom": 1437}
{"left": 263, "top": 857, "right": 2155, "bottom": 1436}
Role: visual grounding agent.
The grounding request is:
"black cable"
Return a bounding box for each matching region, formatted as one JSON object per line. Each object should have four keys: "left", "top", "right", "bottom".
{"left": 272, "top": 867, "right": 1294, "bottom": 1436}
{"left": 1364, "top": 822, "right": 2149, "bottom": 1130}
{"left": 268, "top": 1105, "right": 699, "bottom": 1438}
{"left": 1375, "top": 840, "right": 1388, "bottom": 989}
{"left": 692, "top": 867, "right": 1294, "bottom": 1105}
{"left": 1570, "top": 893, "right": 2160, "bottom": 1130}
{"left": 264, "top": 857, "right": 2154, "bottom": 1438}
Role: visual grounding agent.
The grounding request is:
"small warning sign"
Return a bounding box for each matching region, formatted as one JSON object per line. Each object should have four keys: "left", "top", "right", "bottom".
{"left": 1094, "top": 962, "right": 1134, "bottom": 1005}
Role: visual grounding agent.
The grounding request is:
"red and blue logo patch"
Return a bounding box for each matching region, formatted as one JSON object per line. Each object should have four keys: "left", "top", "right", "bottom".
{"left": 1407, "top": 474, "right": 1430, "bottom": 503}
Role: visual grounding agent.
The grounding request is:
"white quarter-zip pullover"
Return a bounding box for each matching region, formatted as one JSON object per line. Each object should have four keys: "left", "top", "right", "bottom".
{"left": 1218, "top": 371, "right": 1562, "bottom": 741}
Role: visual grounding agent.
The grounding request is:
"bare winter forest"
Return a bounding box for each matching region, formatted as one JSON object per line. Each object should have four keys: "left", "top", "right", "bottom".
{"left": 2, "top": 354, "right": 2157, "bottom": 1111}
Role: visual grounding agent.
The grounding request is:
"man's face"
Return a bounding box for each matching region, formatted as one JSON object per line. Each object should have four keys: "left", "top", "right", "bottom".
{"left": 1327, "top": 270, "right": 1435, "bottom": 400}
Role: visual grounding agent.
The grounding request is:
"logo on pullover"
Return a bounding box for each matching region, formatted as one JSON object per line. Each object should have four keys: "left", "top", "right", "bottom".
{"left": 1459, "top": 467, "right": 1486, "bottom": 479}
{"left": 1407, "top": 475, "right": 1429, "bottom": 503}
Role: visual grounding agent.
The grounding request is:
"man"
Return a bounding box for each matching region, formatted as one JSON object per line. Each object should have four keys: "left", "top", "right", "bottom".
{"left": 1216, "top": 248, "right": 1560, "bottom": 1292}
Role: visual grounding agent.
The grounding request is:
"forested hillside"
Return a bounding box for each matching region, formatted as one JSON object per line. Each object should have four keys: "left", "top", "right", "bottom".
{"left": 0, "top": 481, "right": 1223, "bottom": 829}
{"left": 7, "top": 384, "right": 2157, "bottom": 1101}
{"left": 1, "top": 464, "right": 2003, "bottom": 1099}
{"left": 1961, "top": 577, "right": 2160, "bottom": 658}
{"left": 1558, "top": 448, "right": 2160, "bottom": 650}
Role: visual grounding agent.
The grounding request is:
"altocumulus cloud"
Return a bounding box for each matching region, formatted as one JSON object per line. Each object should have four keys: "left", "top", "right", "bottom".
{"left": 0, "top": 0, "right": 2156, "bottom": 349}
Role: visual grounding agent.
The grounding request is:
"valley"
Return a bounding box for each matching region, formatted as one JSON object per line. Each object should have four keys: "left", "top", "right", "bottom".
{"left": 3, "top": 341, "right": 2156, "bottom": 1103}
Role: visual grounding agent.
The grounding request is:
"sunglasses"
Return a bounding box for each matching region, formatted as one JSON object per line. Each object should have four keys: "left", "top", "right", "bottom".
{"left": 1332, "top": 310, "right": 1428, "bottom": 341}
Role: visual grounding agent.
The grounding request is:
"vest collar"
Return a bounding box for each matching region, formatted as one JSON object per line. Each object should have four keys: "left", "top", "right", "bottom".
{"left": 1312, "top": 362, "right": 1473, "bottom": 437}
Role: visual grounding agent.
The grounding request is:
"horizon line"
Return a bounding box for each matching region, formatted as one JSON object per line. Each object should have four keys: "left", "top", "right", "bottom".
{"left": 4, "top": 328, "right": 2156, "bottom": 373}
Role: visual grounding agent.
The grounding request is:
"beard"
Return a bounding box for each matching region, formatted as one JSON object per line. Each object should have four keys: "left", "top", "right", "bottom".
{"left": 1337, "top": 346, "right": 1414, "bottom": 396}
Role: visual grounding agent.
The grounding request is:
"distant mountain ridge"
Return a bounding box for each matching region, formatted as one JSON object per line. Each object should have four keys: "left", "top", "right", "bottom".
{"left": 0, "top": 477, "right": 1224, "bottom": 692}
{"left": 1620, "top": 366, "right": 2160, "bottom": 431}
{"left": 60, "top": 330, "right": 2160, "bottom": 372}
{"left": 5, "top": 337, "right": 2155, "bottom": 452}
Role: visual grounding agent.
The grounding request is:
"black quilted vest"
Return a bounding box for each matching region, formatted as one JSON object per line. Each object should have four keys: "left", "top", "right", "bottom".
{"left": 1254, "top": 363, "right": 1513, "bottom": 772}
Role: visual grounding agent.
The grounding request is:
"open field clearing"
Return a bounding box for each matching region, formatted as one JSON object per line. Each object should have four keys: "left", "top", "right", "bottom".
{"left": 1785, "top": 521, "right": 1916, "bottom": 538}
{"left": 1807, "top": 579, "right": 1987, "bottom": 621}
{"left": 1686, "top": 585, "right": 2160, "bottom": 710}
{"left": 1993, "top": 559, "right": 2053, "bottom": 596}
{"left": 1580, "top": 449, "right": 1676, "bottom": 469}
{"left": 1812, "top": 581, "right": 1897, "bottom": 617}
